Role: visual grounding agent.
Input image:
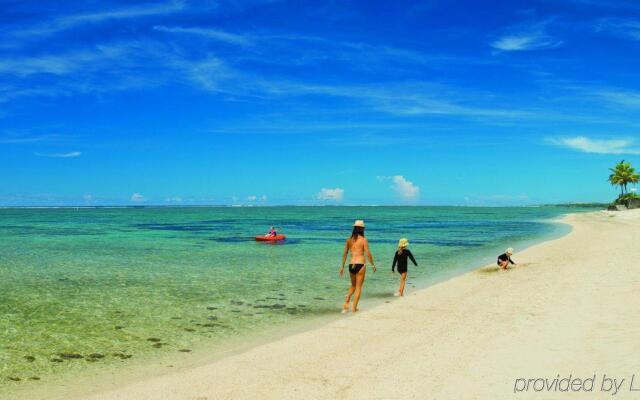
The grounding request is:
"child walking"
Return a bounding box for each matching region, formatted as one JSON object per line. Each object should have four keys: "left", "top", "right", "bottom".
{"left": 392, "top": 238, "right": 418, "bottom": 296}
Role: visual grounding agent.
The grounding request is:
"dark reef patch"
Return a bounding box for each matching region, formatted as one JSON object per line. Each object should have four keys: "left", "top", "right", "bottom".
{"left": 57, "top": 353, "right": 83, "bottom": 360}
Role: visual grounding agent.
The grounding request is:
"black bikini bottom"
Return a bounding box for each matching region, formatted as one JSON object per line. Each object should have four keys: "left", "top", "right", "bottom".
{"left": 349, "top": 264, "right": 364, "bottom": 274}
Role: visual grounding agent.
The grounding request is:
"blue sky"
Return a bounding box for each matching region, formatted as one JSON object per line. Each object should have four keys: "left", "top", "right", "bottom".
{"left": 1, "top": 0, "right": 639, "bottom": 206}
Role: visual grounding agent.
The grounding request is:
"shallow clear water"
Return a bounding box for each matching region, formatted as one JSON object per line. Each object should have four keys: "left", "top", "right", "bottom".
{"left": 0, "top": 206, "right": 590, "bottom": 390}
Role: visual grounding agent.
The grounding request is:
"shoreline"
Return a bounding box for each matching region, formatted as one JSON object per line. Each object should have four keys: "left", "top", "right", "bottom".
{"left": 5, "top": 212, "right": 581, "bottom": 400}
{"left": 68, "top": 209, "right": 639, "bottom": 399}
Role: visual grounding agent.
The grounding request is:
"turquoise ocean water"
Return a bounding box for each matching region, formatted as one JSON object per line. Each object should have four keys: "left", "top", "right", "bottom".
{"left": 0, "top": 206, "right": 591, "bottom": 393}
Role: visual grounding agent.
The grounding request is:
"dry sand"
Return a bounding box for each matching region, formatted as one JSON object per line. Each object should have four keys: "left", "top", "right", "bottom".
{"left": 72, "top": 210, "right": 640, "bottom": 399}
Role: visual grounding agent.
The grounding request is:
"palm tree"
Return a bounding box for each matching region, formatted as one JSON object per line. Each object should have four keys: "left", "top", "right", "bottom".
{"left": 609, "top": 160, "right": 626, "bottom": 196}
{"left": 608, "top": 160, "right": 640, "bottom": 197}
{"left": 628, "top": 166, "right": 640, "bottom": 194}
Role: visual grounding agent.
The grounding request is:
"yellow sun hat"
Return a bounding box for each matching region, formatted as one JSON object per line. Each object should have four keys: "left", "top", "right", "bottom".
{"left": 398, "top": 238, "right": 409, "bottom": 248}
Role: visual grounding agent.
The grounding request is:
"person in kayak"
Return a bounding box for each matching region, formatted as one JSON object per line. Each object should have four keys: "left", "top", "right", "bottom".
{"left": 497, "top": 248, "right": 516, "bottom": 270}
{"left": 339, "top": 220, "right": 377, "bottom": 313}
{"left": 392, "top": 238, "right": 418, "bottom": 297}
{"left": 266, "top": 226, "right": 277, "bottom": 237}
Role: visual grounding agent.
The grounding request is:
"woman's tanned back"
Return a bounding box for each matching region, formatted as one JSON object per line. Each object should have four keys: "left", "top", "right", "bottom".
{"left": 348, "top": 236, "right": 366, "bottom": 264}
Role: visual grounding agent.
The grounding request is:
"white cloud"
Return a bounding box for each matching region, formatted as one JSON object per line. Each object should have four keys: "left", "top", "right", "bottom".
{"left": 183, "top": 57, "right": 237, "bottom": 93}
{"left": 34, "top": 151, "right": 81, "bottom": 158}
{"left": 165, "top": 196, "right": 183, "bottom": 203}
{"left": 594, "top": 89, "right": 640, "bottom": 109}
{"left": 153, "top": 26, "right": 252, "bottom": 46}
{"left": 14, "top": 2, "right": 185, "bottom": 38}
{"left": 390, "top": 175, "right": 420, "bottom": 201}
{"left": 0, "top": 133, "right": 68, "bottom": 144}
{"left": 246, "top": 194, "right": 268, "bottom": 202}
{"left": 0, "top": 41, "right": 180, "bottom": 103}
{"left": 547, "top": 136, "right": 640, "bottom": 154}
{"left": 595, "top": 18, "right": 640, "bottom": 41}
{"left": 240, "top": 80, "right": 539, "bottom": 121}
{"left": 491, "top": 20, "right": 562, "bottom": 52}
{"left": 0, "top": 41, "right": 169, "bottom": 85}
{"left": 83, "top": 194, "right": 93, "bottom": 201}
{"left": 130, "top": 193, "right": 146, "bottom": 202}
{"left": 492, "top": 32, "right": 562, "bottom": 51}
{"left": 566, "top": 0, "right": 640, "bottom": 8}
{"left": 315, "top": 188, "right": 344, "bottom": 201}
{"left": 0, "top": 31, "right": 555, "bottom": 125}
{"left": 0, "top": 46, "right": 130, "bottom": 77}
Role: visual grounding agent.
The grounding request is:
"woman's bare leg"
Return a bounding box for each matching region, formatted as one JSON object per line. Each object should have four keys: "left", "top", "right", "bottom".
{"left": 343, "top": 273, "right": 356, "bottom": 311}
{"left": 352, "top": 268, "right": 366, "bottom": 312}
{"left": 399, "top": 272, "right": 407, "bottom": 296}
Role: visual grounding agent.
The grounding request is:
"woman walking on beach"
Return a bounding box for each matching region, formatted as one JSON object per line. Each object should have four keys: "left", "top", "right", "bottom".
{"left": 392, "top": 238, "right": 418, "bottom": 297}
{"left": 339, "top": 220, "right": 377, "bottom": 313}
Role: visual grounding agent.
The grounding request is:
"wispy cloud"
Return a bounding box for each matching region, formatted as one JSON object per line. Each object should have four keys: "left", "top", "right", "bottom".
{"left": 314, "top": 188, "right": 344, "bottom": 201}
{"left": 0, "top": 38, "right": 600, "bottom": 127}
{"left": 34, "top": 151, "right": 82, "bottom": 158}
{"left": 12, "top": 1, "right": 185, "bottom": 38}
{"left": 243, "top": 33, "right": 495, "bottom": 71}
{"left": 595, "top": 18, "right": 640, "bottom": 41}
{"left": 180, "top": 57, "right": 238, "bottom": 93}
{"left": 153, "top": 26, "right": 252, "bottom": 46}
{"left": 0, "top": 133, "right": 68, "bottom": 144}
{"left": 0, "top": 40, "right": 236, "bottom": 103}
{"left": 546, "top": 136, "right": 640, "bottom": 154}
{"left": 558, "top": 0, "right": 640, "bottom": 9}
{"left": 554, "top": 85, "right": 640, "bottom": 114}
{"left": 0, "top": 46, "right": 130, "bottom": 77}
{"left": 492, "top": 20, "right": 562, "bottom": 52}
{"left": 151, "top": 27, "right": 497, "bottom": 77}
{"left": 245, "top": 80, "right": 541, "bottom": 121}
{"left": 130, "top": 193, "right": 146, "bottom": 202}
{"left": 492, "top": 31, "right": 561, "bottom": 51}
{"left": 594, "top": 88, "right": 640, "bottom": 109}
{"left": 0, "top": 41, "right": 177, "bottom": 103}
{"left": 0, "top": 14, "right": 624, "bottom": 130}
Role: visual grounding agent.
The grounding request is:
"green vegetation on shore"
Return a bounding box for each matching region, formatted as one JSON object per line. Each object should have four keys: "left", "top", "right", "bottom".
{"left": 608, "top": 160, "right": 640, "bottom": 208}
{"left": 542, "top": 203, "right": 608, "bottom": 209}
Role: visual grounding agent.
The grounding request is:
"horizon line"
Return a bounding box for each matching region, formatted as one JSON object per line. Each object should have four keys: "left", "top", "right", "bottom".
{"left": 0, "top": 203, "right": 607, "bottom": 209}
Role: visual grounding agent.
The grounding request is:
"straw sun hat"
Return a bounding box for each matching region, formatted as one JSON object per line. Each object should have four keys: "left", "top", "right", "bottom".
{"left": 398, "top": 238, "right": 409, "bottom": 248}
{"left": 353, "top": 220, "right": 365, "bottom": 227}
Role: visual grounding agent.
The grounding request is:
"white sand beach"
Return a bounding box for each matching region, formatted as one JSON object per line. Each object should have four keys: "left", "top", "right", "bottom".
{"left": 51, "top": 210, "right": 640, "bottom": 399}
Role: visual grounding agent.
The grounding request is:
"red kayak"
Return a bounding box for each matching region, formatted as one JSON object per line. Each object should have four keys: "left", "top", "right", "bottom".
{"left": 255, "top": 234, "right": 286, "bottom": 242}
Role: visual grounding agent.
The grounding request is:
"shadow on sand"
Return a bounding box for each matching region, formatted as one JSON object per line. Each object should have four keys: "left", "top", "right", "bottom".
{"left": 476, "top": 266, "right": 502, "bottom": 274}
